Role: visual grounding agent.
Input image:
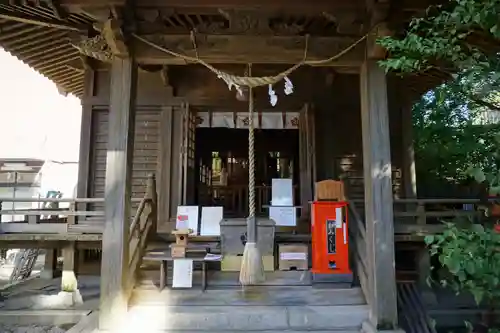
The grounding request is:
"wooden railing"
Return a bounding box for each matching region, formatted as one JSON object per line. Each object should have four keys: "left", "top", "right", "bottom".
{"left": 0, "top": 197, "right": 110, "bottom": 234}
{"left": 0, "top": 178, "right": 157, "bottom": 237}
{"left": 346, "top": 197, "right": 370, "bottom": 305}
{"left": 198, "top": 184, "right": 299, "bottom": 217}
{"left": 127, "top": 174, "right": 157, "bottom": 294}
{"left": 392, "top": 198, "right": 483, "bottom": 235}
{"left": 348, "top": 197, "right": 485, "bottom": 238}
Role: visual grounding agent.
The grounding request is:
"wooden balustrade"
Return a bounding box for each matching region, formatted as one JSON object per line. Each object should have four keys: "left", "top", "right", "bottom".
{"left": 127, "top": 174, "right": 157, "bottom": 295}
{"left": 393, "top": 198, "right": 484, "bottom": 235}
{"left": 0, "top": 186, "right": 152, "bottom": 237}
{"left": 346, "top": 197, "right": 370, "bottom": 305}
{"left": 198, "top": 184, "right": 299, "bottom": 217}
{"left": 350, "top": 197, "right": 487, "bottom": 237}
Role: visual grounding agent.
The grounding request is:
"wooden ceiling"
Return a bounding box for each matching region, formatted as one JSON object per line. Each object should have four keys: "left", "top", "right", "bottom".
{"left": 0, "top": 0, "right": 437, "bottom": 97}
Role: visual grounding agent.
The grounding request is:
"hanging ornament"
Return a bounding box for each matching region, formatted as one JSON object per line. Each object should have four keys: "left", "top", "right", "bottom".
{"left": 268, "top": 84, "right": 278, "bottom": 107}
{"left": 284, "top": 76, "right": 294, "bottom": 95}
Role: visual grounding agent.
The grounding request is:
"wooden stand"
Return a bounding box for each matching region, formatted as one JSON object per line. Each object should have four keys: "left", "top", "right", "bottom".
{"left": 170, "top": 228, "right": 193, "bottom": 258}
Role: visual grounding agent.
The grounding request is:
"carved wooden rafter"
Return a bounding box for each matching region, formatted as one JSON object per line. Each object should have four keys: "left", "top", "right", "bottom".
{"left": 218, "top": 9, "right": 271, "bottom": 34}
{"left": 79, "top": 5, "right": 363, "bottom": 36}
{"left": 0, "top": 8, "right": 87, "bottom": 31}
{"left": 102, "top": 18, "right": 128, "bottom": 56}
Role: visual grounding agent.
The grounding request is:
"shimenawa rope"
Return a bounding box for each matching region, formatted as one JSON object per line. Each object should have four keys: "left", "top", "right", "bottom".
{"left": 131, "top": 32, "right": 368, "bottom": 90}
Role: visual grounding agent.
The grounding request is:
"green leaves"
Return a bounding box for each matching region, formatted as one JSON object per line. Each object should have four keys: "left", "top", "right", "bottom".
{"left": 412, "top": 72, "right": 500, "bottom": 187}
{"left": 378, "top": 0, "right": 500, "bottom": 116}
{"left": 467, "top": 167, "right": 486, "bottom": 183}
{"left": 378, "top": 0, "right": 500, "bottom": 73}
{"left": 426, "top": 222, "right": 500, "bottom": 305}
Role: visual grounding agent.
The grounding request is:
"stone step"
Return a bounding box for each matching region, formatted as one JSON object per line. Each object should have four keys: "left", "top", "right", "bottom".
{"left": 126, "top": 304, "right": 369, "bottom": 331}
{"left": 128, "top": 286, "right": 368, "bottom": 331}
{"left": 131, "top": 286, "right": 366, "bottom": 306}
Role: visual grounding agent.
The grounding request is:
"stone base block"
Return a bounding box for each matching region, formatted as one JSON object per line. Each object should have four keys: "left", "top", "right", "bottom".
{"left": 221, "top": 255, "right": 275, "bottom": 272}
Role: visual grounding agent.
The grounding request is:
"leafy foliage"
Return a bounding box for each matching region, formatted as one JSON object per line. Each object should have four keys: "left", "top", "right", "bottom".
{"left": 413, "top": 81, "right": 500, "bottom": 187}
{"left": 378, "top": 0, "right": 500, "bottom": 112}
{"left": 425, "top": 223, "right": 500, "bottom": 305}
{"left": 378, "top": 0, "right": 500, "bottom": 72}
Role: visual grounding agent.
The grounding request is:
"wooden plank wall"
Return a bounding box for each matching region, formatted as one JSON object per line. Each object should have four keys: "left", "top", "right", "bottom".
{"left": 81, "top": 68, "right": 182, "bottom": 226}
{"left": 89, "top": 106, "right": 161, "bottom": 212}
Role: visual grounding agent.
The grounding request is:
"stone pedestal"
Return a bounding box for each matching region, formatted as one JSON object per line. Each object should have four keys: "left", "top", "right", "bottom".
{"left": 220, "top": 218, "right": 276, "bottom": 271}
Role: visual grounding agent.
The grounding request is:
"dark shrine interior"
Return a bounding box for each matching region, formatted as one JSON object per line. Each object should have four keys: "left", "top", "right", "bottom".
{"left": 195, "top": 127, "right": 300, "bottom": 217}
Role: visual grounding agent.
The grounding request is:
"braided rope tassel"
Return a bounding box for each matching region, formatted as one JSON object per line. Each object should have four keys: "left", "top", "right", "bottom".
{"left": 248, "top": 84, "right": 256, "bottom": 219}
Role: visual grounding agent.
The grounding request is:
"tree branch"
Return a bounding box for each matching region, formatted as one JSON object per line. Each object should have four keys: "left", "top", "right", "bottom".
{"left": 467, "top": 95, "right": 500, "bottom": 112}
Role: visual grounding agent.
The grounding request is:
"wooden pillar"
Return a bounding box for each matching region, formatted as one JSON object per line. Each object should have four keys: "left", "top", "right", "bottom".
{"left": 61, "top": 242, "right": 77, "bottom": 291}
{"left": 158, "top": 106, "right": 174, "bottom": 232}
{"left": 76, "top": 66, "right": 95, "bottom": 204}
{"left": 401, "top": 101, "right": 417, "bottom": 199}
{"left": 360, "top": 60, "right": 398, "bottom": 329}
{"left": 99, "top": 57, "right": 137, "bottom": 330}
{"left": 40, "top": 249, "right": 57, "bottom": 279}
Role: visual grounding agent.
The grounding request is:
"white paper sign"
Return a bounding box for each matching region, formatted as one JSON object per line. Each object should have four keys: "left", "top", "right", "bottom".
{"left": 335, "top": 207, "right": 343, "bottom": 229}
{"left": 280, "top": 252, "right": 307, "bottom": 260}
{"left": 176, "top": 206, "right": 199, "bottom": 234}
{"left": 271, "top": 178, "right": 293, "bottom": 206}
{"left": 269, "top": 206, "right": 296, "bottom": 226}
{"left": 200, "top": 206, "right": 223, "bottom": 236}
{"left": 204, "top": 253, "right": 223, "bottom": 261}
{"left": 172, "top": 259, "right": 194, "bottom": 288}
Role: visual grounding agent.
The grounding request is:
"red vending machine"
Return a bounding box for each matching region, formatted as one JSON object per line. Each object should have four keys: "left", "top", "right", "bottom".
{"left": 311, "top": 201, "right": 353, "bottom": 284}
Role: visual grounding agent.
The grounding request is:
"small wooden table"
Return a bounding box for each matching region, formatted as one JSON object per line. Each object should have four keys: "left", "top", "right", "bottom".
{"left": 143, "top": 250, "right": 222, "bottom": 291}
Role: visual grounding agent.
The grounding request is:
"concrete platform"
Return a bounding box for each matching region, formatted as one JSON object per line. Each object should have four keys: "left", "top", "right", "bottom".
{"left": 125, "top": 303, "right": 368, "bottom": 331}
{"left": 128, "top": 285, "right": 368, "bottom": 332}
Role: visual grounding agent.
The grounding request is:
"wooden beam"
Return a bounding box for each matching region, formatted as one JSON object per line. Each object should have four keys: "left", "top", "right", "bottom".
{"left": 58, "top": 0, "right": 362, "bottom": 10}
{"left": 99, "top": 56, "right": 137, "bottom": 331}
{"left": 360, "top": 58, "right": 398, "bottom": 329}
{"left": 131, "top": 34, "right": 365, "bottom": 65}
{"left": 45, "top": 0, "right": 69, "bottom": 19}
{"left": 0, "top": 223, "right": 67, "bottom": 234}
{"left": 102, "top": 18, "right": 129, "bottom": 57}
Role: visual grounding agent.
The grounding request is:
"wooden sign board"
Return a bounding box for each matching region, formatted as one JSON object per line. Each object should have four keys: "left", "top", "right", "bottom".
{"left": 315, "top": 180, "right": 345, "bottom": 201}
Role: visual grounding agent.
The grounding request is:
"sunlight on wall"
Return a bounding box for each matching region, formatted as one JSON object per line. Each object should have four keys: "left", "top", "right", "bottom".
{"left": 0, "top": 48, "right": 82, "bottom": 162}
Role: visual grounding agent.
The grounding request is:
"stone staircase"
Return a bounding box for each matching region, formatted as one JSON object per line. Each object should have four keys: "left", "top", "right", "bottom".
{"left": 127, "top": 268, "right": 368, "bottom": 332}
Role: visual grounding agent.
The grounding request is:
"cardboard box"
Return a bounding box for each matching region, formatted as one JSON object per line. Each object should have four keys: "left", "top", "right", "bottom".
{"left": 278, "top": 244, "right": 308, "bottom": 271}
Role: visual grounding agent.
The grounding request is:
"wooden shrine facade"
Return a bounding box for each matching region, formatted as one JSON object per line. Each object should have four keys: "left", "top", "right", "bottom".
{"left": 0, "top": 0, "right": 444, "bottom": 331}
